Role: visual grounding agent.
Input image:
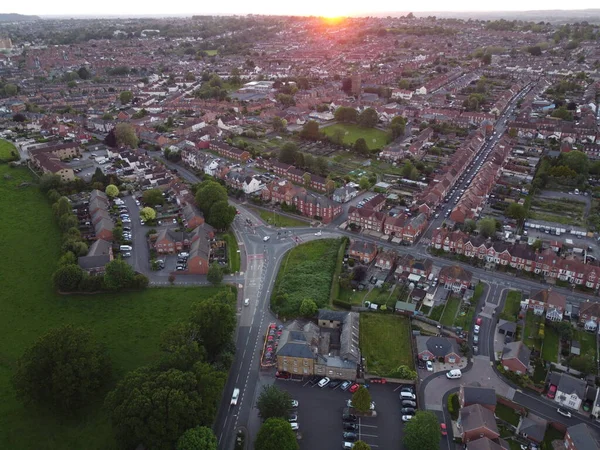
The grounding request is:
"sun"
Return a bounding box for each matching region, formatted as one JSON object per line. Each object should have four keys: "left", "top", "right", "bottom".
{"left": 320, "top": 15, "right": 345, "bottom": 25}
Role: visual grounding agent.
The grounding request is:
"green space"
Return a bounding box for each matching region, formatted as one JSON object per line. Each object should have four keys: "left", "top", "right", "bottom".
{"left": 523, "top": 311, "right": 542, "bottom": 350}
{"left": 205, "top": 49, "right": 219, "bottom": 56}
{"left": 222, "top": 232, "right": 241, "bottom": 272}
{"left": 338, "top": 286, "right": 366, "bottom": 305}
{"left": 249, "top": 207, "right": 309, "bottom": 227}
{"left": 454, "top": 283, "right": 484, "bottom": 329}
{"left": 360, "top": 313, "right": 414, "bottom": 376}
{"left": 440, "top": 297, "right": 461, "bottom": 327}
{"left": 271, "top": 238, "right": 343, "bottom": 317}
{"left": 0, "top": 138, "right": 18, "bottom": 161}
{"left": 500, "top": 290, "right": 522, "bottom": 321}
{"left": 530, "top": 197, "right": 585, "bottom": 227}
{"left": 0, "top": 166, "right": 228, "bottom": 450}
{"left": 321, "top": 123, "right": 389, "bottom": 150}
{"left": 542, "top": 330, "right": 559, "bottom": 363}
{"left": 543, "top": 426, "right": 565, "bottom": 449}
{"left": 430, "top": 304, "right": 445, "bottom": 322}
{"left": 532, "top": 361, "right": 548, "bottom": 384}
{"left": 575, "top": 329, "right": 597, "bottom": 358}
{"left": 494, "top": 402, "right": 521, "bottom": 427}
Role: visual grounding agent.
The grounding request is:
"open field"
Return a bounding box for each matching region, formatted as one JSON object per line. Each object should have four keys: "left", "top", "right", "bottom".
{"left": 440, "top": 297, "right": 461, "bottom": 326}
{"left": 360, "top": 313, "right": 414, "bottom": 376}
{"left": 530, "top": 197, "right": 586, "bottom": 227}
{"left": 271, "top": 238, "right": 343, "bottom": 317}
{"left": 0, "top": 166, "right": 227, "bottom": 450}
{"left": 322, "top": 124, "right": 389, "bottom": 150}
{"left": 0, "top": 138, "right": 18, "bottom": 161}
{"left": 249, "top": 207, "right": 309, "bottom": 227}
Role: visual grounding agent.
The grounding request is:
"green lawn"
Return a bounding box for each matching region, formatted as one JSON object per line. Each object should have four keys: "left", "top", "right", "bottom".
{"left": 205, "top": 49, "right": 219, "bottom": 56}
{"left": 440, "top": 297, "right": 461, "bottom": 326}
{"left": 454, "top": 306, "right": 475, "bottom": 330}
{"left": 542, "top": 330, "right": 559, "bottom": 363}
{"left": 495, "top": 402, "right": 521, "bottom": 427}
{"left": 222, "top": 232, "right": 241, "bottom": 272}
{"left": 271, "top": 239, "right": 343, "bottom": 317}
{"left": 360, "top": 313, "right": 414, "bottom": 376}
{"left": 0, "top": 138, "right": 18, "bottom": 161}
{"left": 339, "top": 287, "right": 366, "bottom": 305}
{"left": 0, "top": 166, "right": 228, "bottom": 450}
{"left": 575, "top": 329, "right": 597, "bottom": 358}
{"left": 500, "top": 290, "right": 522, "bottom": 321}
{"left": 523, "top": 311, "right": 542, "bottom": 350}
{"left": 250, "top": 207, "right": 309, "bottom": 227}
{"left": 543, "top": 426, "right": 565, "bottom": 449}
{"left": 430, "top": 304, "right": 445, "bottom": 322}
{"left": 322, "top": 123, "right": 390, "bottom": 150}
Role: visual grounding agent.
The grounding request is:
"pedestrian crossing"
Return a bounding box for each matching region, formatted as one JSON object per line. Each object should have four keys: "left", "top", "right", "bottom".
{"left": 248, "top": 253, "right": 265, "bottom": 261}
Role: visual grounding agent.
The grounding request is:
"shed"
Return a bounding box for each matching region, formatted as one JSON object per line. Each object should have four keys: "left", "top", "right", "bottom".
{"left": 571, "top": 340, "right": 581, "bottom": 356}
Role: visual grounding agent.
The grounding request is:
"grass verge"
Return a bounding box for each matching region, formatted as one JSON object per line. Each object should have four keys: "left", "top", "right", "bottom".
{"left": 500, "top": 290, "right": 522, "bottom": 321}
{"left": 495, "top": 403, "right": 521, "bottom": 426}
{"left": 360, "top": 313, "right": 414, "bottom": 375}
{"left": 222, "top": 232, "right": 241, "bottom": 272}
{"left": 321, "top": 123, "right": 389, "bottom": 150}
{"left": 250, "top": 207, "right": 309, "bottom": 227}
{"left": 0, "top": 138, "right": 18, "bottom": 161}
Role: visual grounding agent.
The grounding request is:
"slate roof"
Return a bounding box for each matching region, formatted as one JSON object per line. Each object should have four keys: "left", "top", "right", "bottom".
{"left": 277, "top": 330, "right": 316, "bottom": 359}
{"left": 416, "top": 336, "right": 460, "bottom": 358}
{"left": 530, "top": 288, "right": 566, "bottom": 309}
{"left": 502, "top": 341, "right": 531, "bottom": 368}
{"left": 567, "top": 423, "right": 600, "bottom": 450}
{"left": 519, "top": 413, "right": 547, "bottom": 442}
{"left": 461, "top": 385, "right": 497, "bottom": 407}
{"left": 460, "top": 403, "right": 499, "bottom": 434}
{"left": 557, "top": 373, "right": 586, "bottom": 399}
{"left": 466, "top": 438, "right": 505, "bottom": 450}
{"left": 318, "top": 309, "right": 348, "bottom": 323}
{"left": 498, "top": 320, "right": 517, "bottom": 335}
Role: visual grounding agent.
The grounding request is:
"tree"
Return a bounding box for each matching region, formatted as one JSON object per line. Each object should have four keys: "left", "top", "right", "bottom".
{"left": 561, "top": 150, "right": 589, "bottom": 175}
{"left": 389, "top": 115, "right": 406, "bottom": 139}
{"left": 77, "top": 67, "right": 91, "bottom": 80}
{"left": 207, "top": 263, "right": 223, "bottom": 285}
{"left": 39, "top": 174, "right": 62, "bottom": 193}
{"left": 104, "top": 259, "right": 136, "bottom": 290}
{"left": 353, "top": 442, "right": 372, "bottom": 450}
{"left": 256, "top": 384, "right": 293, "bottom": 420}
{"left": 358, "top": 108, "right": 379, "bottom": 128}
{"left": 527, "top": 46, "right": 542, "bottom": 56}
{"left": 54, "top": 196, "right": 72, "bottom": 217}
{"left": 299, "top": 298, "right": 318, "bottom": 317}
{"left": 554, "top": 321, "right": 573, "bottom": 341}
{"left": 189, "top": 291, "right": 236, "bottom": 361}
{"left": 279, "top": 143, "right": 298, "bottom": 165}
{"left": 569, "top": 355, "right": 595, "bottom": 375}
{"left": 531, "top": 239, "right": 543, "bottom": 251}
{"left": 59, "top": 213, "right": 78, "bottom": 232}
{"left": 143, "top": 188, "right": 165, "bottom": 206}
{"left": 351, "top": 386, "right": 372, "bottom": 413}
{"left": 403, "top": 411, "right": 441, "bottom": 450}
{"left": 119, "top": 90, "right": 133, "bottom": 104}
{"left": 505, "top": 203, "right": 528, "bottom": 222}
{"left": 334, "top": 106, "right": 358, "bottom": 123}
{"left": 177, "top": 426, "right": 218, "bottom": 450}
{"left": 352, "top": 265, "right": 368, "bottom": 282}
{"left": 354, "top": 138, "right": 369, "bottom": 156}
{"left": 195, "top": 180, "right": 228, "bottom": 213}
{"left": 105, "top": 184, "right": 119, "bottom": 198}
{"left": 272, "top": 116, "right": 288, "bottom": 132}
{"left": 104, "top": 128, "right": 117, "bottom": 148}
{"left": 330, "top": 127, "right": 346, "bottom": 145}
{"left": 115, "top": 123, "right": 138, "bottom": 148}
{"left": 477, "top": 217, "right": 497, "bottom": 238}
{"left": 160, "top": 322, "right": 207, "bottom": 371}
{"left": 13, "top": 325, "right": 111, "bottom": 413}
{"left": 300, "top": 120, "right": 320, "bottom": 140}
{"left": 106, "top": 363, "right": 226, "bottom": 450}
{"left": 52, "top": 264, "right": 85, "bottom": 291}
{"left": 207, "top": 200, "right": 236, "bottom": 229}
{"left": 58, "top": 251, "right": 77, "bottom": 267}
{"left": 140, "top": 207, "right": 157, "bottom": 222}
{"left": 359, "top": 176, "right": 370, "bottom": 190}
{"left": 255, "top": 418, "right": 299, "bottom": 450}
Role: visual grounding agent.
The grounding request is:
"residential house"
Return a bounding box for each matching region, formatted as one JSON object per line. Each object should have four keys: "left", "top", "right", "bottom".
{"left": 363, "top": 194, "right": 386, "bottom": 212}
{"left": 501, "top": 341, "right": 531, "bottom": 375}
{"left": 332, "top": 185, "right": 358, "bottom": 203}
{"left": 186, "top": 234, "right": 211, "bottom": 275}
{"left": 154, "top": 229, "right": 190, "bottom": 254}
{"left": 209, "top": 141, "right": 250, "bottom": 162}
{"left": 347, "top": 206, "right": 386, "bottom": 232}
{"left": 242, "top": 176, "right": 262, "bottom": 195}
{"left": 93, "top": 217, "right": 114, "bottom": 241}
{"left": 317, "top": 309, "right": 348, "bottom": 328}
{"left": 551, "top": 372, "right": 586, "bottom": 410}
{"left": 527, "top": 288, "right": 566, "bottom": 321}
{"left": 395, "top": 255, "right": 433, "bottom": 278}
{"left": 416, "top": 336, "right": 461, "bottom": 364}
{"left": 374, "top": 250, "right": 397, "bottom": 271}
{"left": 182, "top": 203, "right": 205, "bottom": 229}
{"left": 579, "top": 301, "right": 600, "bottom": 332}
{"left": 29, "top": 144, "right": 77, "bottom": 181}
{"left": 460, "top": 404, "right": 500, "bottom": 443}
{"left": 518, "top": 413, "right": 547, "bottom": 444}
{"left": 565, "top": 423, "right": 600, "bottom": 450}
{"left": 77, "top": 239, "right": 113, "bottom": 275}
{"left": 466, "top": 438, "right": 509, "bottom": 450}
{"left": 348, "top": 240, "right": 378, "bottom": 264}
{"left": 438, "top": 265, "right": 473, "bottom": 292}
{"left": 459, "top": 385, "right": 497, "bottom": 413}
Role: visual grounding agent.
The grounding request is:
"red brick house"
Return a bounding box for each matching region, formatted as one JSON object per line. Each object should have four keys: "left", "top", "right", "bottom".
{"left": 501, "top": 341, "right": 531, "bottom": 375}
{"left": 439, "top": 265, "right": 473, "bottom": 291}
{"left": 182, "top": 203, "right": 205, "bottom": 229}
{"left": 347, "top": 207, "right": 386, "bottom": 232}
{"left": 527, "top": 288, "right": 566, "bottom": 321}
{"left": 292, "top": 194, "right": 341, "bottom": 224}
{"left": 460, "top": 404, "right": 500, "bottom": 443}
{"left": 565, "top": 423, "right": 600, "bottom": 450}
{"left": 186, "top": 237, "right": 210, "bottom": 275}
{"left": 395, "top": 255, "right": 433, "bottom": 278}
{"left": 416, "top": 336, "right": 461, "bottom": 364}
{"left": 349, "top": 240, "right": 378, "bottom": 264}
{"left": 459, "top": 385, "right": 497, "bottom": 413}
{"left": 374, "top": 250, "right": 397, "bottom": 271}
{"left": 154, "top": 229, "right": 190, "bottom": 254}
{"left": 209, "top": 141, "right": 250, "bottom": 162}
{"left": 363, "top": 194, "right": 386, "bottom": 212}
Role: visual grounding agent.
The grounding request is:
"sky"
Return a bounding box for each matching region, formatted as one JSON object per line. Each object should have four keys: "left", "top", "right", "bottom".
{"left": 4, "top": 0, "right": 600, "bottom": 18}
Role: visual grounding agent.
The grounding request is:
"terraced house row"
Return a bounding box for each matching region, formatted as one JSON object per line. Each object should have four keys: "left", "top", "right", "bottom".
{"left": 431, "top": 228, "right": 600, "bottom": 289}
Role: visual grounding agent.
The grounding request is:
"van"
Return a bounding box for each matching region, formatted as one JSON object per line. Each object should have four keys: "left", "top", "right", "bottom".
{"left": 120, "top": 245, "right": 133, "bottom": 251}
{"left": 446, "top": 369, "right": 462, "bottom": 379}
{"left": 399, "top": 391, "right": 416, "bottom": 400}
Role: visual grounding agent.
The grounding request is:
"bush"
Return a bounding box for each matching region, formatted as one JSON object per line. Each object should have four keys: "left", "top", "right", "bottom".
{"left": 447, "top": 393, "right": 459, "bottom": 420}
{"left": 333, "top": 299, "right": 352, "bottom": 310}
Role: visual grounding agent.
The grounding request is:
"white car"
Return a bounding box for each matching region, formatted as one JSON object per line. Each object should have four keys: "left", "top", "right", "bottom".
{"left": 474, "top": 325, "right": 480, "bottom": 334}
{"left": 290, "top": 422, "right": 299, "bottom": 431}
{"left": 557, "top": 408, "right": 572, "bottom": 418}
{"left": 263, "top": 236, "right": 270, "bottom": 242}
{"left": 426, "top": 361, "right": 433, "bottom": 372}
{"left": 290, "top": 399, "right": 299, "bottom": 408}
{"left": 178, "top": 252, "right": 189, "bottom": 258}
{"left": 244, "top": 298, "right": 250, "bottom": 306}
{"left": 314, "top": 231, "right": 322, "bottom": 236}
{"left": 401, "top": 415, "right": 413, "bottom": 422}
{"left": 230, "top": 388, "right": 240, "bottom": 406}
{"left": 318, "top": 377, "right": 330, "bottom": 388}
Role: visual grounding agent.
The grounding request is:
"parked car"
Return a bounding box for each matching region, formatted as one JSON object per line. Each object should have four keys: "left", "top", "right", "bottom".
{"left": 340, "top": 381, "right": 352, "bottom": 391}
{"left": 329, "top": 380, "right": 342, "bottom": 389}
{"left": 288, "top": 414, "right": 298, "bottom": 423}
{"left": 401, "top": 407, "right": 416, "bottom": 415}
{"left": 440, "top": 423, "right": 447, "bottom": 436}
{"left": 342, "top": 432, "right": 357, "bottom": 442}
{"left": 290, "top": 399, "right": 299, "bottom": 408}
{"left": 547, "top": 385, "right": 557, "bottom": 399}
{"left": 342, "top": 413, "right": 357, "bottom": 422}
{"left": 426, "top": 361, "right": 433, "bottom": 372}
{"left": 400, "top": 386, "right": 415, "bottom": 394}
{"left": 348, "top": 383, "right": 360, "bottom": 393}
{"left": 275, "top": 371, "right": 291, "bottom": 379}
{"left": 346, "top": 399, "right": 375, "bottom": 410}
{"left": 557, "top": 408, "right": 572, "bottom": 418}
{"left": 473, "top": 334, "right": 479, "bottom": 344}
{"left": 343, "top": 422, "right": 358, "bottom": 431}
{"left": 476, "top": 317, "right": 483, "bottom": 325}
{"left": 318, "top": 377, "right": 331, "bottom": 388}
{"left": 474, "top": 325, "right": 480, "bottom": 334}
{"left": 290, "top": 422, "right": 299, "bottom": 431}
{"left": 401, "top": 415, "right": 413, "bottom": 422}
{"left": 401, "top": 400, "right": 417, "bottom": 408}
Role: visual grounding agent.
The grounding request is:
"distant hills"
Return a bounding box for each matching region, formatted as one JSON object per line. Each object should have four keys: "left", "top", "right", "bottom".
{"left": 0, "top": 13, "right": 40, "bottom": 22}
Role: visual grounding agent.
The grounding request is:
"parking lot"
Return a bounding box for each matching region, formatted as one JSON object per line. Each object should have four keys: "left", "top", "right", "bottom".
{"left": 274, "top": 379, "right": 406, "bottom": 449}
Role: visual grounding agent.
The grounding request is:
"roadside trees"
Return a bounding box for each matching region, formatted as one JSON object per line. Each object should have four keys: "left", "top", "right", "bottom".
{"left": 256, "top": 385, "right": 292, "bottom": 420}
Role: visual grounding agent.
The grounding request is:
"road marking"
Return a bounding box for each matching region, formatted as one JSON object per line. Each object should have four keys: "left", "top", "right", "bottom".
{"left": 359, "top": 424, "right": 378, "bottom": 429}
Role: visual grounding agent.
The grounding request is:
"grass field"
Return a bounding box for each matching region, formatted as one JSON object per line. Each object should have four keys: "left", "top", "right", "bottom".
{"left": 575, "top": 329, "right": 597, "bottom": 361}
{"left": 271, "top": 239, "right": 343, "bottom": 317}
{"left": 360, "top": 313, "right": 414, "bottom": 376}
{"left": 0, "top": 166, "right": 227, "bottom": 450}
{"left": 440, "top": 297, "right": 461, "bottom": 326}
{"left": 322, "top": 123, "right": 389, "bottom": 150}
{"left": 250, "top": 207, "right": 308, "bottom": 227}
{"left": 530, "top": 197, "right": 585, "bottom": 227}
{"left": 523, "top": 311, "right": 542, "bottom": 350}
{"left": 542, "top": 330, "right": 559, "bottom": 363}
{"left": 222, "top": 232, "right": 241, "bottom": 272}
{"left": 495, "top": 403, "right": 521, "bottom": 426}
{"left": 205, "top": 49, "right": 219, "bottom": 56}
{"left": 430, "top": 304, "right": 445, "bottom": 322}
{"left": 500, "top": 290, "right": 522, "bottom": 321}
{"left": 0, "top": 138, "right": 18, "bottom": 161}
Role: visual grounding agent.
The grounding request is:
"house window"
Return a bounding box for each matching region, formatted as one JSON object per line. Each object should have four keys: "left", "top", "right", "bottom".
{"left": 448, "top": 357, "right": 456, "bottom": 364}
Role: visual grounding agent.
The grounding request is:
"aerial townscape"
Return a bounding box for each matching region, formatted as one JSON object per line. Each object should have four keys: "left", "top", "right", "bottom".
{"left": 4, "top": 7, "right": 600, "bottom": 450}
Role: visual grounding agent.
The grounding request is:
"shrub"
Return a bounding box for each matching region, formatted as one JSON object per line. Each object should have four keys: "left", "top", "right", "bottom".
{"left": 333, "top": 299, "right": 352, "bottom": 310}
{"left": 447, "top": 393, "right": 459, "bottom": 420}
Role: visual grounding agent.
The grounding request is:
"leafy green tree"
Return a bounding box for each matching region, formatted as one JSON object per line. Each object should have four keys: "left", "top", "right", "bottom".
{"left": 143, "top": 188, "right": 165, "bottom": 206}
{"left": 531, "top": 239, "right": 543, "bottom": 251}
{"left": 354, "top": 138, "right": 369, "bottom": 156}
{"left": 569, "top": 355, "right": 595, "bottom": 375}
{"left": 256, "top": 384, "right": 293, "bottom": 420}
{"left": 59, "top": 213, "right": 78, "bottom": 232}
{"left": 554, "top": 321, "right": 573, "bottom": 340}
{"left": 159, "top": 322, "right": 207, "bottom": 371}
{"left": 254, "top": 418, "right": 298, "bottom": 450}
{"left": 39, "top": 174, "right": 62, "bottom": 192}
{"left": 52, "top": 264, "right": 85, "bottom": 291}
{"left": 358, "top": 108, "right": 379, "bottom": 128}
{"left": 207, "top": 263, "right": 223, "bottom": 285}
{"left": 389, "top": 115, "right": 406, "bottom": 139}
{"left": 189, "top": 291, "right": 236, "bottom": 361}
{"left": 119, "top": 90, "right": 133, "bottom": 104}
{"left": 299, "top": 298, "right": 318, "bottom": 317}
{"left": 140, "top": 206, "right": 157, "bottom": 222}
{"left": 505, "top": 203, "right": 528, "bottom": 222}
{"left": 4, "top": 83, "right": 18, "bottom": 96}
{"left": 62, "top": 239, "right": 88, "bottom": 256}
{"left": 104, "top": 259, "right": 136, "bottom": 290}
{"left": 13, "top": 325, "right": 111, "bottom": 413}
{"left": 105, "top": 184, "right": 119, "bottom": 198}
{"left": 272, "top": 116, "right": 288, "bottom": 132}
{"left": 53, "top": 196, "right": 72, "bottom": 217}
{"left": 177, "top": 426, "right": 218, "bottom": 450}
{"left": 208, "top": 200, "right": 236, "bottom": 229}
{"left": 330, "top": 127, "right": 346, "bottom": 145}
{"left": 353, "top": 442, "right": 372, "bottom": 450}
{"left": 477, "top": 217, "right": 497, "bottom": 238}
{"left": 106, "top": 363, "right": 226, "bottom": 450}
{"left": 334, "top": 106, "right": 358, "bottom": 123}
{"left": 57, "top": 251, "right": 77, "bottom": 267}
{"left": 195, "top": 180, "right": 228, "bottom": 213}
{"left": 115, "top": 123, "right": 138, "bottom": 148}
{"left": 359, "top": 176, "right": 371, "bottom": 190}
{"left": 279, "top": 142, "right": 298, "bottom": 164}
{"left": 561, "top": 150, "right": 589, "bottom": 175}
{"left": 351, "top": 386, "right": 372, "bottom": 413}
{"left": 300, "top": 120, "right": 320, "bottom": 140}
{"left": 77, "top": 67, "right": 91, "bottom": 80}
{"left": 403, "top": 411, "right": 441, "bottom": 450}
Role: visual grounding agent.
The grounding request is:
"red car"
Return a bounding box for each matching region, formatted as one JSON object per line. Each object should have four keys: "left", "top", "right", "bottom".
{"left": 476, "top": 317, "right": 483, "bottom": 326}
{"left": 275, "top": 371, "right": 291, "bottom": 379}
{"left": 547, "top": 385, "right": 557, "bottom": 399}
{"left": 440, "top": 423, "right": 447, "bottom": 436}
{"left": 349, "top": 383, "right": 360, "bottom": 393}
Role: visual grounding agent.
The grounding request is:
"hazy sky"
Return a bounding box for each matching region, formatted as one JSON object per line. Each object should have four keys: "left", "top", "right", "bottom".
{"left": 5, "top": 0, "right": 600, "bottom": 17}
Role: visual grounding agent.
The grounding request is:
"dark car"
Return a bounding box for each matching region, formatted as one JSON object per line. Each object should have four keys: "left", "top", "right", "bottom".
{"left": 342, "top": 413, "right": 357, "bottom": 422}
{"left": 343, "top": 422, "right": 358, "bottom": 431}
{"left": 401, "top": 400, "right": 417, "bottom": 408}
{"left": 401, "top": 407, "right": 416, "bottom": 415}
{"left": 275, "top": 371, "right": 291, "bottom": 379}
{"left": 329, "top": 380, "right": 342, "bottom": 389}
{"left": 343, "top": 432, "right": 358, "bottom": 441}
